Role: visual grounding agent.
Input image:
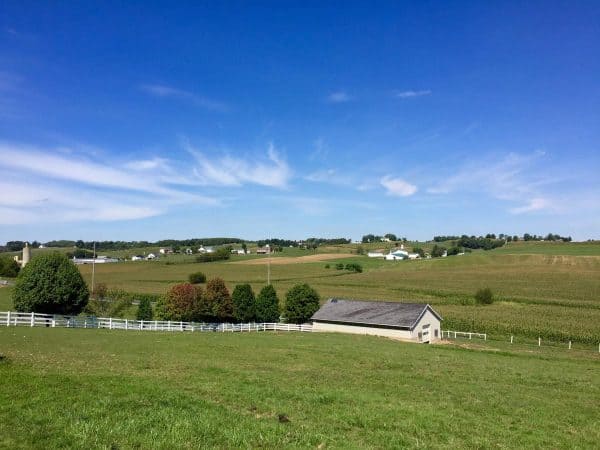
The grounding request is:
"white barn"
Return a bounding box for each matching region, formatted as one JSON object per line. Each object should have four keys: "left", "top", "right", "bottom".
{"left": 311, "top": 299, "right": 442, "bottom": 343}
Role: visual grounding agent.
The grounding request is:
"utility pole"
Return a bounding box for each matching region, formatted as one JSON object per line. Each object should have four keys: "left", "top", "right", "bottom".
{"left": 267, "top": 243, "right": 271, "bottom": 285}
{"left": 91, "top": 241, "right": 96, "bottom": 295}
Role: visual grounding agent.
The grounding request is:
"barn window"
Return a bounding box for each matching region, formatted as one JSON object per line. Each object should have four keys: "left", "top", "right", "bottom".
{"left": 434, "top": 329, "right": 438, "bottom": 337}
{"left": 418, "top": 331, "right": 422, "bottom": 339}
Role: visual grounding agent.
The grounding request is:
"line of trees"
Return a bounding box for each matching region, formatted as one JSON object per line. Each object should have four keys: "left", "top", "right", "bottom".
{"left": 361, "top": 234, "right": 407, "bottom": 243}
{"left": 156, "top": 280, "right": 320, "bottom": 324}
{"left": 434, "top": 233, "right": 573, "bottom": 243}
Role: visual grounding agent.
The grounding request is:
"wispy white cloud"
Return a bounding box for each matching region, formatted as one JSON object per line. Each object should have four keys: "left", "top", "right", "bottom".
{"left": 309, "top": 137, "right": 328, "bottom": 161}
{"left": 509, "top": 198, "right": 552, "bottom": 214}
{"left": 380, "top": 176, "right": 418, "bottom": 197}
{"left": 186, "top": 142, "right": 292, "bottom": 188}
{"left": 394, "top": 90, "right": 431, "bottom": 98}
{"left": 0, "top": 142, "right": 219, "bottom": 225}
{"left": 125, "top": 157, "right": 171, "bottom": 171}
{"left": 426, "top": 150, "right": 573, "bottom": 215}
{"left": 140, "top": 83, "right": 229, "bottom": 112}
{"left": 327, "top": 91, "right": 353, "bottom": 103}
{"left": 305, "top": 169, "right": 353, "bottom": 186}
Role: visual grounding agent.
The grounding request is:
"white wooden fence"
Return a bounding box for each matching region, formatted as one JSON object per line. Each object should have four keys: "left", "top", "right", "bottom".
{"left": 0, "top": 311, "right": 313, "bottom": 333}
{"left": 441, "top": 330, "right": 487, "bottom": 340}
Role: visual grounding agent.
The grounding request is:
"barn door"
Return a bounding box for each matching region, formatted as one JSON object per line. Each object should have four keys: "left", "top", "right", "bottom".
{"left": 421, "top": 324, "right": 430, "bottom": 343}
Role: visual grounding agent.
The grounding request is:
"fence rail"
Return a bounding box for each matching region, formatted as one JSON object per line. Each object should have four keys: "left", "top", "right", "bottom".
{"left": 441, "top": 330, "right": 487, "bottom": 340}
{"left": 0, "top": 311, "right": 312, "bottom": 333}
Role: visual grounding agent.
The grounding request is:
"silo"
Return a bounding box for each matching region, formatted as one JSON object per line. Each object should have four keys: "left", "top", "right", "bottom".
{"left": 22, "top": 243, "right": 31, "bottom": 267}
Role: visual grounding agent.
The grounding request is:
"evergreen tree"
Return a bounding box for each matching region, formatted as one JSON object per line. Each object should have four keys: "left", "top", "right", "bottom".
{"left": 231, "top": 284, "right": 256, "bottom": 322}
{"left": 136, "top": 297, "right": 154, "bottom": 321}
{"left": 255, "top": 284, "right": 280, "bottom": 322}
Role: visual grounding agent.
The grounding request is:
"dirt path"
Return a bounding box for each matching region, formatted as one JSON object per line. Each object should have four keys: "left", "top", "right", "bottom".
{"left": 232, "top": 253, "right": 355, "bottom": 265}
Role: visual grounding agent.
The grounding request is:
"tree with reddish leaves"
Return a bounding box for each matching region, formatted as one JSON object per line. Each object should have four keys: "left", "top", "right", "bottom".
{"left": 205, "top": 277, "right": 233, "bottom": 322}
{"left": 160, "top": 283, "right": 204, "bottom": 322}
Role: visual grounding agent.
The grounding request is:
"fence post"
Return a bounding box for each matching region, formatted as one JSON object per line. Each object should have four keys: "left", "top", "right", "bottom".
{"left": 568, "top": 341, "right": 571, "bottom": 350}
{"left": 140, "top": 320, "right": 143, "bottom": 331}
{"left": 180, "top": 321, "right": 183, "bottom": 331}
{"left": 30, "top": 312, "right": 35, "bottom": 327}
{"left": 469, "top": 332, "right": 472, "bottom": 340}
{"left": 7, "top": 311, "right": 10, "bottom": 327}
{"left": 538, "top": 337, "right": 541, "bottom": 347}
{"left": 484, "top": 334, "right": 487, "bottom": 341}
{"left": 84, "top": 319, "right": 87, "bottom": 328}
{"left": 510, "top": 335, "right": 513, "bottom": 344}
{"left": 168, "top": 321, "right": 171, "bottom": 331}
{"left": 109, "top": 318, "right": 113, "bottom": 330}
{"left": 154, "top": 320, "right": 157, "bottom": 330}
{"left": 125, "top": 319, "right": 128, "bottom": 331}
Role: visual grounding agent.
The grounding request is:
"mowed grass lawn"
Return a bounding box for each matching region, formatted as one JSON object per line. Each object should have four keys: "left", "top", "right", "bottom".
{"left": 0, "top": 328, "right": 598, "bottom": 449}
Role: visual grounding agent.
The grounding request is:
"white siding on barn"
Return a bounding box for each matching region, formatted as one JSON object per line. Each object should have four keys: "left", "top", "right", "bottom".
{"left": 312, "top": 321, "right": 414, "bottom": 340}
{"left": 410, "top": 309, "right": 441, "bottom": 342}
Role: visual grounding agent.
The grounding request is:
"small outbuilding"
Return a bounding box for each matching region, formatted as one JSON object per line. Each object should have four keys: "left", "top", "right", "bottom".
{"left": 311, "top": 298, "right": 442, "bottom": 343}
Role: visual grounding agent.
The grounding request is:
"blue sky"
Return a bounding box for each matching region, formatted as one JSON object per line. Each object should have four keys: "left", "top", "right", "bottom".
{"left": 1, "top": 1, "right": 599, "bottom": 242}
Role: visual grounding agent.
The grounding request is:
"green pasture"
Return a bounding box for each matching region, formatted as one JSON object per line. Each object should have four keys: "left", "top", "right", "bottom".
{"left": 3, "top": 241, "right": 600, "bottom": 343}
{"left": 72, "top": 247, "right": 600, "bottom": 343}
{"left": 0, "top": 328, "right": 597, "bottom": 449}
{"left": 493, "top": 240, "right": 600, "bottom": 256}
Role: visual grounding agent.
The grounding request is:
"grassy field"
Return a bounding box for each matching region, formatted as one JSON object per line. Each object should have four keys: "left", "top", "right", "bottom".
{"left": 0, "top": 327, "right": 598, "bottom": 448}
{"left": 3, "top": 241, "right": 599, "bottom": 343}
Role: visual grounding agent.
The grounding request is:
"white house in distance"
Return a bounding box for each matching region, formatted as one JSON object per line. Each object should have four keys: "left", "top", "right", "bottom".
{"left": 311, "top": 299, "right": 442, "bottom": 343}
{"left": 198, "top": 246, "right": 215, "bottom": 254}
{"left": 146, "top": 253, "right": 156, "bottom": 260}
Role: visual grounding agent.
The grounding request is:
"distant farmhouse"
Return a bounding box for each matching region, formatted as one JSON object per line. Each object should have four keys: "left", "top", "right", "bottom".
{"left": 368, "top": 244, "right": 421, "bottom": 261}
{"left": 311, "top": 299, "right": 442, "bottom": 343}
{"left": 72, "top": 256, "right": 119, "bottom": 265}
{"left": 256, "top": 244, "right": 274, "bottom": 254}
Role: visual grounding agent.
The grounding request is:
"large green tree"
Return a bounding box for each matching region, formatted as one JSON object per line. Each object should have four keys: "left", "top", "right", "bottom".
{"left": 255, "top": 284, "right": 280, "bottom": 322}
{"left": 231, "top": 284, "right": 256, "bottom": 323}
{"left": 284, "top": 283, "right": 320, "bottom": 324}
{"left": 13, "top": 252, "right": 89, "bottom": 315}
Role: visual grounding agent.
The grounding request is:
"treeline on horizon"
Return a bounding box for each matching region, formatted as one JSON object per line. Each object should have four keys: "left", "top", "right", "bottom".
{"left": 433, "top": 233, "right": 573, "bottom": 243}
{"left": 1, "top": 237, "right": 352, "bottom": 252}
{"left": 0, "top": 233, "right": 579, "bottom": 253}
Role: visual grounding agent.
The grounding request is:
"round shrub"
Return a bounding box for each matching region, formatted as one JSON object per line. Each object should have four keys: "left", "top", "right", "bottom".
{"left": 13, "top": 252, "right": 89, "bottom": 315}
{"left": 188, "top": 271, "right": 207, "bottom": 284}
{"left": 0, "top": 256, "right": 20, "bottom": 278}
{"left": 284, "top": 283, "right": 320, "bottom": 324}
{"left": 474, "top": 287, "right": 494, "bottom": 305}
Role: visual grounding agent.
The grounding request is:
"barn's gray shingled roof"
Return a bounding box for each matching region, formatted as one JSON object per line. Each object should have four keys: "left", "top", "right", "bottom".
{"left": 311, "top": 298, "right": 442, "bottom": 329}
